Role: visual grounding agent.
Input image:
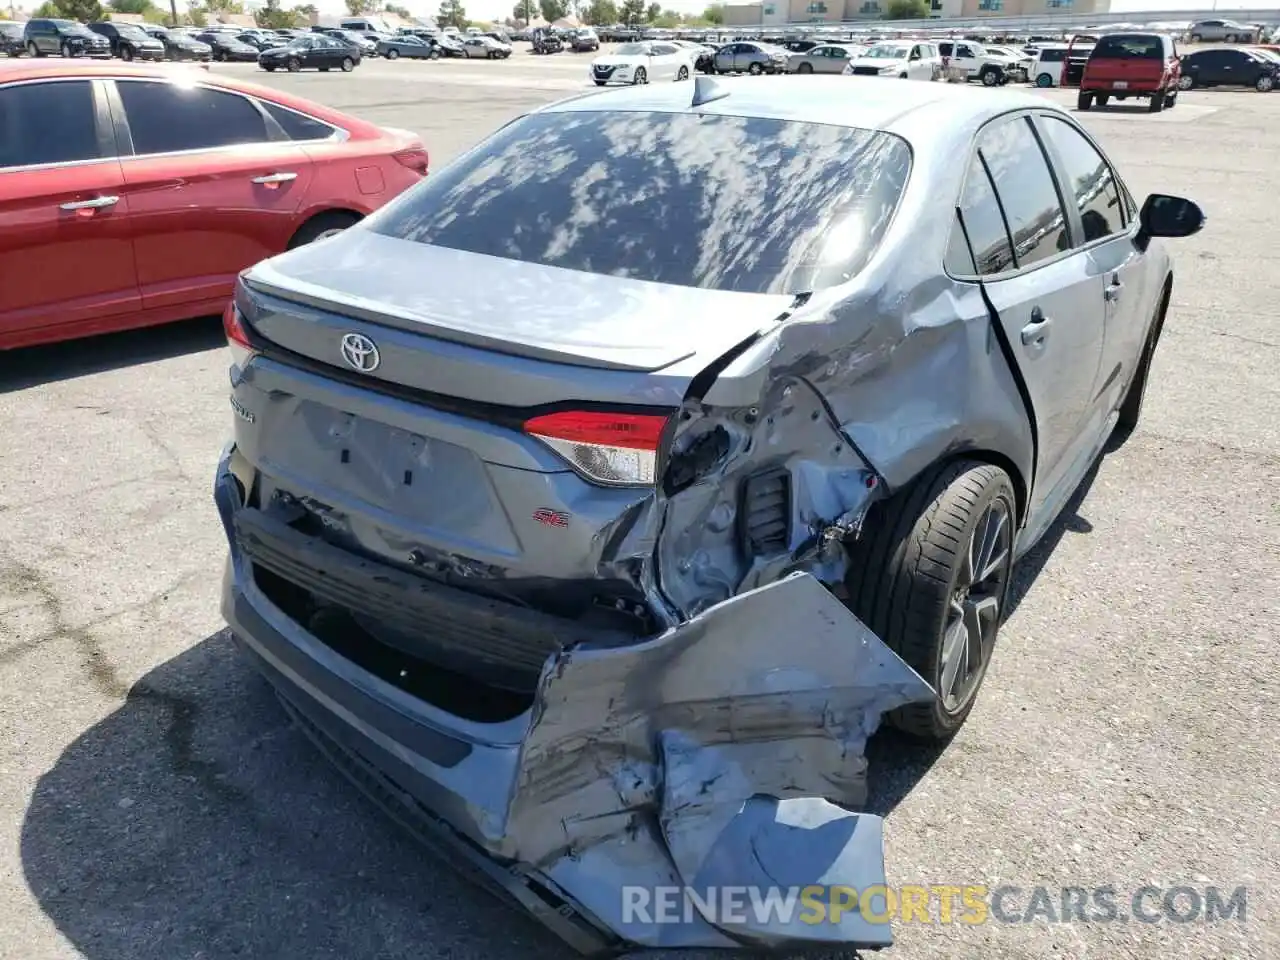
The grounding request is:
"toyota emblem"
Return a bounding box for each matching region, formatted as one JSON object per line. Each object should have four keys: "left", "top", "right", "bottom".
{"left": 339, "top": 332, "right": 380, "bottom": 373}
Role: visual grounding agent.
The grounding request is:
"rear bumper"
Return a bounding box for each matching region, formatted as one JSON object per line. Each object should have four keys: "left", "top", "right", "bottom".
{"left": 215, "top": 444, "right": 934, "bottom": 953}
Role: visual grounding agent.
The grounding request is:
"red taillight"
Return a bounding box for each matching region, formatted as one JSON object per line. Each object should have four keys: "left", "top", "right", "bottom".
{"left": 524, "top": 410, "right": 669, "bottom": 487}
{"left": 392, "top": 146, "right": 429, "bottom": 176}
{"left": 223, "top": 301, "right": 254, "bottom": 368}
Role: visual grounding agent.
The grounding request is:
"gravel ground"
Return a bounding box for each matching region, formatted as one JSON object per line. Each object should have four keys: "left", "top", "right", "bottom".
{"left": 1, "top": 54, "right": 1276, "bottom": 960}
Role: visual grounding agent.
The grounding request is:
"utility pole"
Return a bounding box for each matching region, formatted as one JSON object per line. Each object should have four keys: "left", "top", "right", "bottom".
{"left": 169, "top": 0, "right": 179, "bottom": 25}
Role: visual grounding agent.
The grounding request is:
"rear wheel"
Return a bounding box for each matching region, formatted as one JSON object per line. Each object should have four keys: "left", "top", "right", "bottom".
{"left": 1178, "top": 74, "right": 1194, "bottom": 89}
{"left": 60, "top": 42, "right": 73, "bottom": 58}
{"left": 676, "top": 64, "right": 688, "bottom": 80}
{"left": 1111, "top": 289, "right": 1168, "bottom": 448}
{"left": 288, "top": 211, "right": 361, "bottom": 249}
{"left": 593, "top": 79, "right": 605, "bottom": 85}
{"left": 797, "top": 61, "right": 813, "bottom": 74}
{"left": 341, "top": 56, "right": 354, "bottom": 72}
{"left": 1190, "top": 33, "right": 1202, "bottom": 42}
{"left": 27, "top": 41, "right": 39, "bottom": 57}
{"left": 386, "top": 48, "right": 399, "bottom": 59}
{"left": 1148, "top": 89, "right": 1165, "bottom": 112}
{"left": 1035, "top": 72, "right": 1054, "bottom": 87}
{"left": 1096, "top": 93, "right": 1110, "bottom": 106}
{"left": 632, "top": 66, "right": 646, "bottom": 84}
{"left": 844, "top": 460, "right": 1017, "bottom": 741}
{"left": 748, "top": 61, "right": 763, "bottom": 75}
{"left": 1257, "top": 74, "right": 1274, "bottom": 91}
{"left": 1164, "top": 90, "right": 1177, "bottom": 107}
{"left": 120, "top": 45, "right": 133, "bottom": 61}
{"left": 263, "top": 64, "right": 276, "bottom": 71}
{"left": 1077, "top": 91, "right": 1093, "bottom": 110}
{"left": 980, "top": 66, "right": 1000, "bottom": 86}
{"left": 287, "top": 57, "right": 301, "bottom": 72}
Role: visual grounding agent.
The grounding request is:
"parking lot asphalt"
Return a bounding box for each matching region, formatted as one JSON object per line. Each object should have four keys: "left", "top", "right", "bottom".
{"left": 1, "top": 53, "right": 1277, "bottom": 960}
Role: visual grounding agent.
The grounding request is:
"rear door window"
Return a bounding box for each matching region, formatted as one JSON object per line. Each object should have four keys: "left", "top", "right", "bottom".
{"left": 117, "top": 80, "right": 271, "bottom": 154}
{"left": 0, "top": 80, "right": 101, "bottom": 169}
{"left": 1038, "top": 116, "right": 1125, "bottom": 243}
{"left": 369, "top": 109, "right": 912, "bottom": 295}
{"left": 977, "top": 116, "right": 1069, "bottom": 268}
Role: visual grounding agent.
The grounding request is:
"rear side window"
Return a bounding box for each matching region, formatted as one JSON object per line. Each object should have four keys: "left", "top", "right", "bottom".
{"left": 1039, "top": 48, "right": 1065, "bottom": 62}
{"left": 977, "top": 117, "right": 1068, "bottom": 268}
{"left": 118, "top": 81, "right": 270, "bottom": 154}
{"left": 0, "top": 80, "right": 100, "bottom": 169}
{"left": 263, "top": 102, "right": 335, "bottom": 141}
{"left": 1038, "top": 117, "right": 1125, "bottom": 243}
{"left": 950, "top": 153, "right": 1013, "bottom": 275}
{"left": 1091, "top": 34, "right": 1163, "bottom": 59}
{"left": 369, "top": 110, "right": 912, "bottom": 295}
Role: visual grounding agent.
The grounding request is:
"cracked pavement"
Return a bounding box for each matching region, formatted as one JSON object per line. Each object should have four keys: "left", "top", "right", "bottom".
{"left": 1, "top": 58, "right": 1277, "bottom": 960}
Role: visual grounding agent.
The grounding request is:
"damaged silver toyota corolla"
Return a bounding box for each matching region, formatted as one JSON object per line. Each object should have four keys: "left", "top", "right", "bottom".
{"left": 214, "top": 76, "right": 1203, "bottom": 952}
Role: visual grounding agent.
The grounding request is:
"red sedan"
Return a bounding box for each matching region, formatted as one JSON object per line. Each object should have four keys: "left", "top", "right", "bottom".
{"left": 0, "top": 60, "right": 428, "bottom": 350}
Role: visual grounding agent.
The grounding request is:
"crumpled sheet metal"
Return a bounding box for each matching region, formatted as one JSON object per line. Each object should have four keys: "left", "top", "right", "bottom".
{"left": 504, "top": 572, "right": 935, "bottom": 951}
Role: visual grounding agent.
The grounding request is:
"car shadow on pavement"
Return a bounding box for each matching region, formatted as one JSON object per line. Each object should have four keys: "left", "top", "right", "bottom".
{"left": 20, "top": 630, "right": 574, "bottom": 960}
{"left": 0, "top": 316, "right": 225, "bottom": 393}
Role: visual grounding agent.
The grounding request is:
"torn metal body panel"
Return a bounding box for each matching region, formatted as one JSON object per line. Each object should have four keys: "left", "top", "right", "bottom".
{"left": 218, "top": 453, "right": 933, "bottom": 949}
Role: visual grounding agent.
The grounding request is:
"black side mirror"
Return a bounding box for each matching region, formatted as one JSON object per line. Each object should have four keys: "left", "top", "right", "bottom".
{"left": 1138, "top": 194, "right": 1205, "bottom": 242}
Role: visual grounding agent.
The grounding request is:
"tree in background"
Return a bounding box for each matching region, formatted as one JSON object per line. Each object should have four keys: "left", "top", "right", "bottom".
{"left": 583, "top": 0, "right": 615, "bottom": 24}
{"left": 31, "top": 0, "right": 104, "bottom": 19}
{"left": 618, "top": 0, "right": 642, "bottom": 25}
{"left": 344, "top": 0, "right": 374, "bottom": 14}
{"left": 539, "top": 0, "right": 567, "bottom": 21}
{"left": 702, "top": 2, "right": 722, "bottom": 23}
{"left": 643, "top": 1, "right": 658, "bottom": 20}
{"left": 436, "top": 0, "right": 468, "bottom": 28}
{"left": 883, "top": 0, "right": 928, "bottom": 18}
{"left": 255, "top": 0, "right": 297, "bottom": 27}
{"left": 384, "top": 2, "right": 411, "bottom": 16}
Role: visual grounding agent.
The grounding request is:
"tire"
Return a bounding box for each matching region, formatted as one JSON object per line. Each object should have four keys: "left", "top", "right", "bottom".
{"left": 1178, "top": 74, "right": 1194, "bottom": 90}
{"left": 1165, "top": 90, "right": 1177, "bottom": 107}
{"left": 288, "top": 211, "right": 361, "bottom": 249}
{"left": 899, "top": 72, "right": 907, "bottom": 79}
{"left": 633, "top": 66, "right": 646, "bottom": 84}
{"left": 593, "top": 79, "right": 606, "bottom": 86}
{"left": 1257, "top": 74, "right": 1274, "bottom": 92}
{"left": 120, "top": 45, "right": 133, "bottom": 62}
{"left": 1225, "top": 33, "right": 1235, "bottom": 43}
{"left": 980, "top": 66, "right": 999, "bottom": 86}
{"left": 1111, "top": 289, "right": 1167, "bottom": 449}
{"left": 1077, "top": 91, "right": 1093, "bottom": 110}
{"left": 429, "top": 48, "right": 440, "bottom": 59}
{"left": 1190, "top": 33, "right": 1202, "bottom": 43}
{"left": 797, "top": 61, "right": 813, "bottom": 74}
{"left": 386, "top": 48, "right": 399, "bottom": 59}
{"left": 748, "top": 61, "right": 763, "bottom": 75}
{"left": 60, "top": 42, "right": 73, "bottom": 58}
{"left": 341, "top": 57, "right": 354, "bottom": 72}
{"left": 844, "top": 460, "right": 1017, "bottom": 741}
{"left": 1148, "top": 89, "right": 1164, "bottom": 112}
{"left": 676, "top": 65, "right": 688, "bottom": 81}
{"left": 1097, "top": 93, "right": 1110, "bottom": 106}
{"left": 263, "top": 64, "right": 276, "bottom": 71}
{"left": 1035, "top": 72, "right": 1053, "bottom": 87}
{"left": 27, "top": 41, "right": 40, "bottom": 57}
{"left": 287, "top": 57, "right": 301, "bottom": 72}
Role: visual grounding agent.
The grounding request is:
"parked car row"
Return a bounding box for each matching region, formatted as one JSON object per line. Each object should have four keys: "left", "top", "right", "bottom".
{"left": 0, "top": 58, "right": 428, "bottom": 350}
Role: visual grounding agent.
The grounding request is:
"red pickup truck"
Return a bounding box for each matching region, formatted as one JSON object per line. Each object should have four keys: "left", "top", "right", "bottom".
{"left": 1073, "top": 32, "right": 1181, "bottom": 113}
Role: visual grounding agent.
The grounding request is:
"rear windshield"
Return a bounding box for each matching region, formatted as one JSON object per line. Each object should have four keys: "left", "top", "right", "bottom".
{"left": 369, "top": 110, "right": 910, "bottom": 295}
{"left": 1091, "top": 34, "right": 1164, "bottom": 59}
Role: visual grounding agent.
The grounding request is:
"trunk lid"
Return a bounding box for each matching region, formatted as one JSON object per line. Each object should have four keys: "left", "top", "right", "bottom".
{"left": 242, "top": 228, "right": 795, "bottom": 391}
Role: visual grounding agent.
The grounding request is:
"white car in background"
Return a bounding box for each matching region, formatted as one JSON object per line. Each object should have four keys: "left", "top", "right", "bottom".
{"left": 590, "top": 40, "right": 693, "bottom": 85}
{"left": 843, "top": 41, "right": 941, "bottom": 80}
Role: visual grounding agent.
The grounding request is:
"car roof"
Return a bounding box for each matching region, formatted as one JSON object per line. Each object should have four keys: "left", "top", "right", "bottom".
{"left": 539, "top": 75, "right": 1056, "bottom": 137}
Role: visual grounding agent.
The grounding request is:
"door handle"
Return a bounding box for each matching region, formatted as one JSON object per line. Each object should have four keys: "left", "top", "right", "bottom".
{"left": 1021, "top": 309, "right": 1053, "bottom": 346}
{"left": 59, "top": 195, "right": 119, "bottom": 212}
{"left": 251, "top": 172, "right": 298, "bottom": 187}
{"left": 1104, "top": 276, "right": 1125, "bottom": 302}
